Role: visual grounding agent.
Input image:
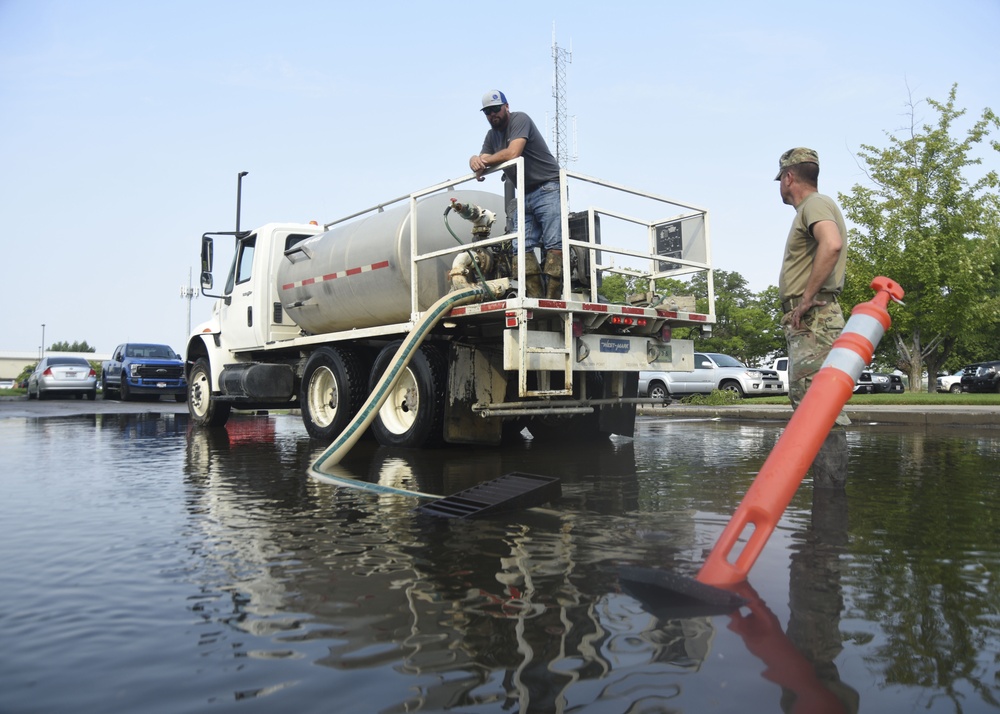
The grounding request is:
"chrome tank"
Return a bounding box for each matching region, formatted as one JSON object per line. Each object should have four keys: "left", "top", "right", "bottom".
{"left": 278, "top": 190, "right": 506, "bottom": 335}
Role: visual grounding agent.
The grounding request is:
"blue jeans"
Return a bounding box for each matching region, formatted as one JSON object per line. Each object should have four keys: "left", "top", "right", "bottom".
{"left": 511, "top": 182, "right": 562, "bottom": 253}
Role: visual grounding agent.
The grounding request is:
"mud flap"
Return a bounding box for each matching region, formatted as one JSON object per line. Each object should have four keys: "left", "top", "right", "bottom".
{"left": 597, "top": 371, "right": 638, "bottom": 439}
{"left": 444, "top": 342, "right": 507, "bottom": 445}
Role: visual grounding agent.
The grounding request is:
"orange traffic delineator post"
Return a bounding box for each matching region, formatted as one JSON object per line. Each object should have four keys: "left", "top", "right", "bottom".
{"left": 697, "top": 277, "right": 905, "bottom": 588}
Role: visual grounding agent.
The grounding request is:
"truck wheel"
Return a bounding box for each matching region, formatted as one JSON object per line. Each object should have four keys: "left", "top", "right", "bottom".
{"left": 120, "top": 372, "right": 132, "bottom": 401}
{"left": 188, "top": 358, "right": 231, "bottom": 427}
{"left": 720, "top": 381, "right": 744, "bottom": 398}
{"left": 102, "top": 371, "right": 116, "bottom": 399}
{"left": 647, "top": 380, "right": 669, "bottom": 400}
{"left": 368, "top": 342, "right": 445, "bottom": 448}
{"left": 949, "top": 384, "right": 961, "bottom": 394}
{"left": 300, "top": 347, "right": 365, "bottom": 441}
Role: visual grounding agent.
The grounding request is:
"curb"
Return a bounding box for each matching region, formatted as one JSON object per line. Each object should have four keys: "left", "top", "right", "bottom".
{"left": 638, "top": 404, "right": 1000, "bottom": 428}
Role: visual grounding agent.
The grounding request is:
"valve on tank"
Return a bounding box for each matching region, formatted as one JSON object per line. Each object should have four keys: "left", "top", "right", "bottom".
{"left": 446, "top": 198, "right": 496, "bottom": 240}
{"left": 446, "top": 198, "right": 501, "bottom": 291}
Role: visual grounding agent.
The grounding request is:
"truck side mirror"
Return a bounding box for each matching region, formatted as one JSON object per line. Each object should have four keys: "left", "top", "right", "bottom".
{"left": 201, "top": 272, "right": 214, "bottom": 290}
{"left": 201, "top": 236, "right": 214, "bottom": 273}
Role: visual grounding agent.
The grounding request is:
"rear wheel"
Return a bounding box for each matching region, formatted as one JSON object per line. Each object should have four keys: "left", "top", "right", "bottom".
{"left": 949, "top": 383, "right": 961, "bottom": 394}
{"left": 647, "top": 380, "right": 669, "bottom": 400}
{"left": 188, "top": 358, "right": 231, "bottom": 427}
{"left": 300, "top": 346, "right": 365, "bottom": 441}
{"left": 368, "top": 342, "right": 445, "bottom": 448}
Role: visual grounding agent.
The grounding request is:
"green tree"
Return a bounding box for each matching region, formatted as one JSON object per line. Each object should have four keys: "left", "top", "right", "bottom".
{"left": 49, "top": 340, "right": 96, "bottom": 353}
{"left": 686, "top": 271, "right": 785, "bottom": 366}
{"left": 839, "top": 84, "right": 1000, "bottom": 391}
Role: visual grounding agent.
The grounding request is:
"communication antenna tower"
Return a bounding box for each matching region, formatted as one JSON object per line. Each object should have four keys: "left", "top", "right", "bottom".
{"left": 551, "top": 25, "right": 576, "bottom": 167}
{"left": 180, "top": 267, "right": 198, "bottom": 338}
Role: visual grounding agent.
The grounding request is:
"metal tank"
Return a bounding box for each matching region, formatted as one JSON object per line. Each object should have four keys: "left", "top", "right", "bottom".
{"left": 278, "top": 190, "right": 506, "bottom": 335}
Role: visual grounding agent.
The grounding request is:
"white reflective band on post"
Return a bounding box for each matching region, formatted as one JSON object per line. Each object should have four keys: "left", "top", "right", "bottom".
{"left": 842, "top": 313, "right": 885, "bottom": 346}
{"left": 821, "top": 347, "right": 867, "bottom": 380}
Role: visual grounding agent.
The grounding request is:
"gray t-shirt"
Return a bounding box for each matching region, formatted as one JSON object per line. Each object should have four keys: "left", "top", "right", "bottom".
{"left": 481, "top": 111, "right": 560, "bottom": 191}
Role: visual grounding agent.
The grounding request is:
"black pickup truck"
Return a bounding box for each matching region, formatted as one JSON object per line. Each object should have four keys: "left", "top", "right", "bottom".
{"left": 101, "top": 343, "right": 187, "bottom": 402}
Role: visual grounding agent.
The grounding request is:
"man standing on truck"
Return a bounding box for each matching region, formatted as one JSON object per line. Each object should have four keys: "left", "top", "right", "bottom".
{"left": 469, "top": 90, "right": 563, "bottom": 299}
{"left": 776, "top": 147, "right": 850, "bottom": 488}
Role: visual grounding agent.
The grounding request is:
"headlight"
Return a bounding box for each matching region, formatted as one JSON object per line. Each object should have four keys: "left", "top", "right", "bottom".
{"left": 130, "top": 364, "right": 141, "bottom": 378}
{"left": 746, "top": 370, "right": 762, "bottom": 379}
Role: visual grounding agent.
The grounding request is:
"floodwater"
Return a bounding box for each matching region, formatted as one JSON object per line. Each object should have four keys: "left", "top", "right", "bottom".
{"left": 2, "top": 412, "right": 999, "bottom": 714}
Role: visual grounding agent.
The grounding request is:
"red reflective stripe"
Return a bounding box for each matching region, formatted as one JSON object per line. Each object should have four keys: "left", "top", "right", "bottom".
{"left": 583, "top": 303, "right": 608, "bottom": 312}
{"left": 279, "top": 260, "right": 391, "bottom": 291}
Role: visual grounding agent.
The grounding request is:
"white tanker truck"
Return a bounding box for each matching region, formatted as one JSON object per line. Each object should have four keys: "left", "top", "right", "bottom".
{"left": 185, "top": 162, "right": 716, "bottom": 447}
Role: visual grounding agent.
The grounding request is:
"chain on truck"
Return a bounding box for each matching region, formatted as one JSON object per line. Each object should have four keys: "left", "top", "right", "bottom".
{"left": 186, "top": 161, "right": 717, "bottom": 447}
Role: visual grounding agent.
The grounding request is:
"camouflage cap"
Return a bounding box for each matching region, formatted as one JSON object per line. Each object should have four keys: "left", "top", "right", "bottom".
{"left": 775, "top": 147, "right": 819, "bottom": 180}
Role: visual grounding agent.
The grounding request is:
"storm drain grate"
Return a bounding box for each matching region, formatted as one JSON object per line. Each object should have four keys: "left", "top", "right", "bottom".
{"left": 415, "top": 472, "right": 561, "bottom": 519}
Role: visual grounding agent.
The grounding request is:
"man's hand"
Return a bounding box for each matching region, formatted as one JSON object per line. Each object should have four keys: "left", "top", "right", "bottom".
{"left": 786, "top": 295, "right": 828, "bottom": 330}
{"left": 469, "top": 154, "right": 489, "bottom": 181}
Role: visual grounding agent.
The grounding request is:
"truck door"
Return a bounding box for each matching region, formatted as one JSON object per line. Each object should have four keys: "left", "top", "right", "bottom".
{"left": 220, "top": 233, "right": 261, "bottom": 351}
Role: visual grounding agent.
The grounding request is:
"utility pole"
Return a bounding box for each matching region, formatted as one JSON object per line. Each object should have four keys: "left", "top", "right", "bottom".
{"left": 551, "top": 25, "right": 576, "bottom": 168}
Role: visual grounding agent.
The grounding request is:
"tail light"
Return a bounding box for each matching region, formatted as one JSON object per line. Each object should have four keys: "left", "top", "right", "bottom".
{"left": 610, "top": 316, "right": 647, "bottom": 327}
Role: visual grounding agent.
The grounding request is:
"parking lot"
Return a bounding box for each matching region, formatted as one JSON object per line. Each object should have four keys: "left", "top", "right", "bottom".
{"left": 0, "top": 395, "right": 189, "bottom": 420}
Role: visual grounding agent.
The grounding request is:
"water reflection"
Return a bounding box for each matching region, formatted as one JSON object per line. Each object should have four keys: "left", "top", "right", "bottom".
{"left": 3, "top": 412, "right": 1000, "bottom": 713}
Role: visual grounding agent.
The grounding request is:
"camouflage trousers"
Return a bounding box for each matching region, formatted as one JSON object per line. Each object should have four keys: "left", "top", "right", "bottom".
{"left": 782, "top": 300, "right": 851, "bottom": 427}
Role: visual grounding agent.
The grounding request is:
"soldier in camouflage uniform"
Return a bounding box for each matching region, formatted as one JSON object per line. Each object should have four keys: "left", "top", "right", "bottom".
{"left": 776, "top": 148, "right": 850, "bottom": 488}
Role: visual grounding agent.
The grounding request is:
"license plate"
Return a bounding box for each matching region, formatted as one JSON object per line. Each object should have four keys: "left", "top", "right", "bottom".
{"left": 156, "top": 382, "right": 167, "bottom": 388}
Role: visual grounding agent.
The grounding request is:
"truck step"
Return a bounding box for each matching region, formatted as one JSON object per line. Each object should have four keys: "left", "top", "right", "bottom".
{"left": 415, "top": 472, "right": 561, "bottom": 519}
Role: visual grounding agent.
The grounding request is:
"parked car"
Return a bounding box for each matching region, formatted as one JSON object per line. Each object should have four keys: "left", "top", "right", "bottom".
{"left": 102, "top": 343, "right": 187, "bottom": 402}
{"left": 961, "top": 360, "right": 1000, "bottom": 394}
{"left": 853, "top": 370, "right": 905, "bottom": 394}
{"left": 936, "top": 364, "right": 981, "bottom": 394}
{"left": 639, "top": 352, "right": 784, "bottom": 399}
{"left": 26, "top": 356, "right": 97, "bottom": 400}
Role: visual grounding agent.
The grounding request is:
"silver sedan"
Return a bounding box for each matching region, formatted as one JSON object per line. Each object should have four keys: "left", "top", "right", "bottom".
{"left": 26, "top": 356, "right": 98, "bottom": 400}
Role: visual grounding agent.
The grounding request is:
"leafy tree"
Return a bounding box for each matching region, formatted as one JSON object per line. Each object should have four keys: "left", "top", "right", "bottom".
{"left": 49, "top": 340, "right": 96, "bottom": 353}
{"left": 685, "top": 271, "right": 785, "bottom": 366}
{"left": 839, "top": 84, "right": 1000, "bottom": 391}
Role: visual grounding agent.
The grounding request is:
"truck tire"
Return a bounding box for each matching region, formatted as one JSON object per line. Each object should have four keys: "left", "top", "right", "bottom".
{"left": 300, "top": 346, "right": 365, "bottom": 442}
{"left": 102, "top": 371, "right": 116, "bottom": 399}
{"left": 368, "top": 341, "right": 445, "bottom": 448}
{"left": 949, "top": 383, "right": 961, "bottom": 394}
{"left": 120, "top": 372, "right": 132, "bottom": 401}
{"left": 720, "top": 380, "right": 744, "bottom": 398}
{"left": 188, "top": 358, "right": 231, "bottom": 427}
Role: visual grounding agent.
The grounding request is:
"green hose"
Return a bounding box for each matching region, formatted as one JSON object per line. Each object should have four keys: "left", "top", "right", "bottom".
{"left": 309, "top": 278, "right": 510, "bottom": 477}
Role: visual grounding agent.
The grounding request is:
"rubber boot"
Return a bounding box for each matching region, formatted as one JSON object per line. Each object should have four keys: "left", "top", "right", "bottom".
{"left": 811, "top": 427, "right": 848, "bottom": 489}
{"left": 543, "top": 249, "right": 563, "bottom": 299}
{"left": 513, "top": 252, "right": 544, "bottom": 298}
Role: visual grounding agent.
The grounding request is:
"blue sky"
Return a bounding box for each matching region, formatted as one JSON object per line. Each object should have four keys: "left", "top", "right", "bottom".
{"left": 1, "top": 0, "right": 997, "bottom": 354}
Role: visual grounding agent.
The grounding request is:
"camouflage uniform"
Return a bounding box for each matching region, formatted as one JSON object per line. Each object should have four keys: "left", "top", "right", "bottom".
{"left": 782, "top": 301, "right": 851, "bottom": 427}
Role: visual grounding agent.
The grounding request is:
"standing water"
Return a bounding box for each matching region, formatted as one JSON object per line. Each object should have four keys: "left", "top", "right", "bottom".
{"left": 1, "top": 412, "right": 999, "bottom": 713}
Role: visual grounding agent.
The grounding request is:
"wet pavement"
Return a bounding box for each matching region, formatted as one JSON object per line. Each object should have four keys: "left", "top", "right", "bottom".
{"left": 2, "top": 399, "right": 1000, "bottom": 713}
